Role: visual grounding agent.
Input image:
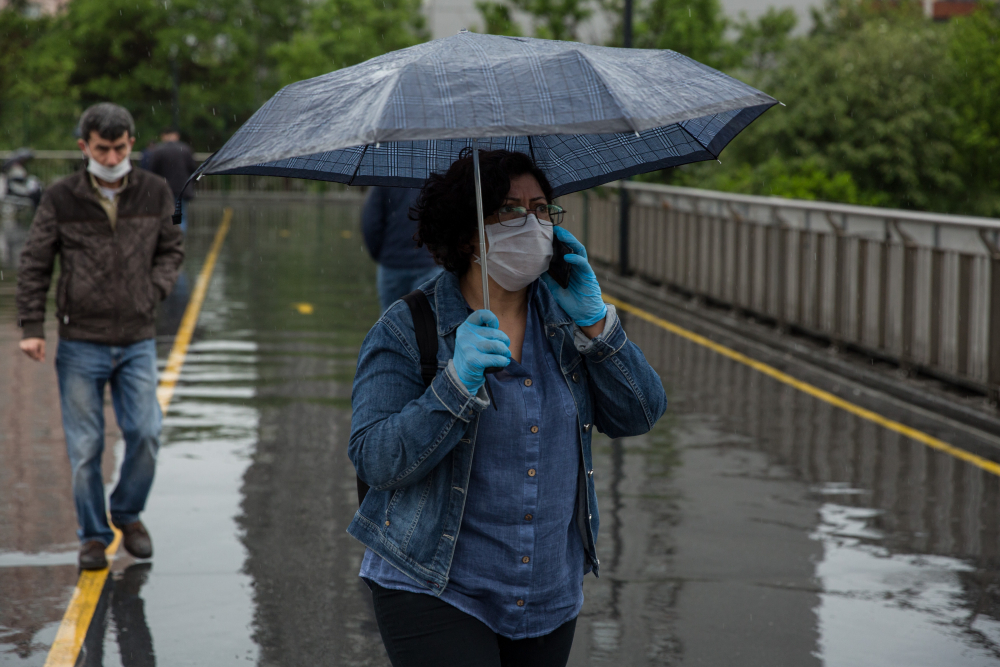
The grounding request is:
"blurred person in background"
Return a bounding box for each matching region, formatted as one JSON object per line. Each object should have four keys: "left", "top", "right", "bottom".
{"left": 362, "top": 185, "right": 442, "bottom": 313}
{"left": 145, "top": 127, "right": 197, "bottom": 232}
{"left": 16, "top": 103, "right": 184, "bottom": 570}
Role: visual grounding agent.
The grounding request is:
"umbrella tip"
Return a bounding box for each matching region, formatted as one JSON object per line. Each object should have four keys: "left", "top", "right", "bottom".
{"left": 779, "top": 101, "right": 786, "bottom": 107}
{"left": 458, "top": 28, "right": 468, "bottom": 33}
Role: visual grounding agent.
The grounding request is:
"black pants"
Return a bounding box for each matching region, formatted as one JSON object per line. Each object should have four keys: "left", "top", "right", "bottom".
{"left": 370, "top": 582, "right": 577, "bottom": 667}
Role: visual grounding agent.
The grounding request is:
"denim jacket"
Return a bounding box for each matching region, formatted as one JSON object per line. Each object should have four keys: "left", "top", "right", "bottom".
{"left": 347, "top": 270, "right": 667, "bottom": 594}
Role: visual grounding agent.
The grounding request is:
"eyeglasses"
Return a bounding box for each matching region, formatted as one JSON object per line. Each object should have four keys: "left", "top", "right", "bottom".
{"left": 495, "top": 204, "right": 565, "bottom": 227}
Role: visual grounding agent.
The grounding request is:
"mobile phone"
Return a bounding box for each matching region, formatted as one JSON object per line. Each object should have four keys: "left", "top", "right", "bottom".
{"left": 548, "top": 235, "right": 573, "bottom": 289}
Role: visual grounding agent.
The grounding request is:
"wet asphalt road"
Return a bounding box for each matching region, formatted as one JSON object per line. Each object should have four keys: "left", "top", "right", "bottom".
{"left": 3, "top": 197, "right": 1000, "bottom": 666}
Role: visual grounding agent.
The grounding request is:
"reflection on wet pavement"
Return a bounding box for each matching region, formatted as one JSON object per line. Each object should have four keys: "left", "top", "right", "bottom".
{"left": 2, "top": 197, "right": 1000, "bottom": 666}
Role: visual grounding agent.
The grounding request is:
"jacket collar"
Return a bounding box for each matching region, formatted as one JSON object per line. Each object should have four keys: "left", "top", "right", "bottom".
{"left": 431, "top": 270, "right": 574, "bottom": 337}
{"left": 69, "top": 165, "right": 137, "bottom": 202}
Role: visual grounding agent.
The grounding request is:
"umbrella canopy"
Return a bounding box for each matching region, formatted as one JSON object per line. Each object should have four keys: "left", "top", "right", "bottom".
{"left": 195, "top": 31, "right": 776, "bottom": 195}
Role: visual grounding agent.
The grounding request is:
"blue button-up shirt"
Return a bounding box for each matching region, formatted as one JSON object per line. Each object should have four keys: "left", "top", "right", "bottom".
{"left": 361, "top": 287, "right": 586, "bottom": 639}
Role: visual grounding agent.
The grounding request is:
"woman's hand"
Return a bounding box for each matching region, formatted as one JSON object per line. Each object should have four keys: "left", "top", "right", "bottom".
{"left": 453, "top": 310, "right": 511, "bottom": 394}
{"left": 541, "top": 226, "right": 608, "bottom": 328}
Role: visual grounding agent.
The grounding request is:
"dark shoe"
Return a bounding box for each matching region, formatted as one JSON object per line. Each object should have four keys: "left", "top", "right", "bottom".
{"left": 115, "top": 520, "right": 153, "bottom": 559}
{"left": 79, "top": 540, "right": 109, "bottom": 570}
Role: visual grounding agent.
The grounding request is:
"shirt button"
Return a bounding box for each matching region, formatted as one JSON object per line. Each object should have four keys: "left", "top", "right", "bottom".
{"left": 527, "top": 468, "right": 536, "bottom": 477}
{"left": 588, "top": 469, "right": 594, "bottom": 477}
{"left": 572, "top": 372, "right": 580, "bottom": 382}
{"left": 597, "top": 351, "right": 604, "bottom": 357}
{"left": 516, "top": 599, "right": 525, "bottom": 607}
{"left": 524, "top": 378, "right": 532, "bottom": 387}
{"left": 549, "top": 331, "right": 556, "bottom": 337}
{"left": 530, "top": 425, "right": 539, "bottom": 434}
{"left": 522, "top": 556, "right": 530, "bottom": 563}
{"left": 524, "top": 513, "right": 533, "bottom": 521}
{"left": 384, "top": 520, "right": 390, "bottom": 527}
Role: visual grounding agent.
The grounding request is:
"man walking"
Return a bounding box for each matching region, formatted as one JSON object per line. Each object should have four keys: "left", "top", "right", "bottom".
{"left": 16, "top": 103, "right": 183, "bottom": 570}
{"left": 145, "top": 127, "right": 197, "bottom": 232}
{"left": 361, "top": 186, "right": 441, "bottom": 313}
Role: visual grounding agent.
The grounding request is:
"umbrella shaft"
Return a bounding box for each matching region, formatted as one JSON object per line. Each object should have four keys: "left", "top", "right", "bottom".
{"left": 472, "top": 140, "right": 490, "bottom": 312}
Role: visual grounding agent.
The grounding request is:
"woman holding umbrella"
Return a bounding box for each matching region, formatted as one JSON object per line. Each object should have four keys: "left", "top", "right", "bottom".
{"left": 348, "top": 148, "right": 667, "bottom": 666}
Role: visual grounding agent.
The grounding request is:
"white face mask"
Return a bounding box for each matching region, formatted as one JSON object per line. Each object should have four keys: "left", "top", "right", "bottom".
{"left": 84, "top": 148, "right": 132, "bottom": 183}
{"left": 475, "top": 214, "right": 554, "bottom": 291}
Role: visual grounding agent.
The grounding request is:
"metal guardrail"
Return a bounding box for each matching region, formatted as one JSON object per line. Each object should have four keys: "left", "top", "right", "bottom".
{"left": 559, "top": 182, "right": 1000, "bottom": 402}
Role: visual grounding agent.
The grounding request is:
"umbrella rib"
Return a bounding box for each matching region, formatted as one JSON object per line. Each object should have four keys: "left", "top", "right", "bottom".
{"left": 348, "top": 145, "right": 370, "bottom": 186}
{"left": 576, "top": 51, "right": 640, "bottom": 135}
{"left": 527, "top": 136, "right": 537, "bottom": 164}
{"left": 675, "top": 121, "right": 716, "bottom": 156}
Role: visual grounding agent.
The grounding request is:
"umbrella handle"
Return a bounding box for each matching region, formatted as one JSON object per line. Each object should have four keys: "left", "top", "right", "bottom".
{"left": 472, "top": 140, "right": 490, "bottom": 313}
{"left": 472, "top": 141, "right": 505, "bottom": 378}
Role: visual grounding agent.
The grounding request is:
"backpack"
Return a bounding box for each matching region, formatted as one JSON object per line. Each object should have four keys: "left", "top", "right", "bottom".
{"left": 356, "top": 289, "right": 438, "bottom": 506}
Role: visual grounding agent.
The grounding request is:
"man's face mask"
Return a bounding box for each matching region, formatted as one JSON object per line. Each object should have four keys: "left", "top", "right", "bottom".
{"left": 83, "top": 143, "right": 132, "bottom": 183}
{"left": 475, "top": 213, "right": 554, "bottom": 291}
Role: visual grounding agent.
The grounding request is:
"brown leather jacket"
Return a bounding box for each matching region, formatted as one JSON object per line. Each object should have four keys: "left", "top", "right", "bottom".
{"left": 16, "top": 168, "right": 184, "bottom": 345}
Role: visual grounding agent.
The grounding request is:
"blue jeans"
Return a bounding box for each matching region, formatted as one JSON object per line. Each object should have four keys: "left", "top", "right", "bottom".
{"left": 377, "top": 265, "right": 443, "bottom": 313}
{"left": 56, "top": 338, "right": 161, "bottom": 546}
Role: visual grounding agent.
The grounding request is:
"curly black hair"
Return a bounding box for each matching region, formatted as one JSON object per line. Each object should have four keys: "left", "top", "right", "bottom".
{"left": 412, "top": 149, "right": 553, "bottom": 275}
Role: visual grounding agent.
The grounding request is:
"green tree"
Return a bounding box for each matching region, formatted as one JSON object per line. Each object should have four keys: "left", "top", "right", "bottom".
{"left": 269, "top": 0, "right": 427, "bottom": 86}
{"left": 678, "top": 11, "right": 965, "bottom": 212}
{"left": 0, "top": 0, "right": 306, "bottom": 151}
{"left": 475, "top": 1, "right": 523, "bottom": 36}
{"left": 633, "top": 0, "right": 732, "bottom": 68}
{"left": 509, "top": 0, "right": 592, "bottom": 40}
{"left": 943, "top": 9, "right": 1000, "bottom": 216}
{"left": 732, "top": 7, "right": 797, "bottom": 77}
{"left": 0, "top": 6, "right": 76, "bottom": 148}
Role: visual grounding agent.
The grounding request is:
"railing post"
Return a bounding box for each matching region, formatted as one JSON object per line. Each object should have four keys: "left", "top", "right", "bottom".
{"left": 893, "top": 221, "right": 918, "bottom": 374}
{"left": 619, "top": 184, "right": 630, "bottom": 275}
{"left": 773, "top": 209, "right": 790, "bottom": 331}
{"left": 929, "top": 245, "right": 944, "bottom": 368}
{"left": 826, "top": 213, "right": 847, "bottom": 348}
{"left": 727, "top": 204, "right": 745, "bottom": 312}
{"left": 980, "top": 230, "right": 1000, "bottom": 406}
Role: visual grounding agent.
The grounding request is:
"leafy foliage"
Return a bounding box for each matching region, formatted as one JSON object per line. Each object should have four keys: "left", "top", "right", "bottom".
{"left": 677, "top": 3, "right": 1000, "bottom": 216}
{"left": 475, "top": 1, "right": 524, "bottom": 36}
{"left": 269, "top": 0, "right": 427, "bottom": 86}
{"left": 0, "top": 0, "right": 422, "bottom": 151}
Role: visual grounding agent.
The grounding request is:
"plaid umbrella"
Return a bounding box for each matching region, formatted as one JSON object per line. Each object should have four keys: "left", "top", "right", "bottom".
{"left": 188, "top": 31, "right": 777, "bottom": 308}
{"left": 196, "top": 31, "right": 775, "bottom": 194}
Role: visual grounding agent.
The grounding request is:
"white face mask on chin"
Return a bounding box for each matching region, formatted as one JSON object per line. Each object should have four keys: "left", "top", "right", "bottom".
{"left": 84, "top": 148, "right": 132, "bottom": 183}
{"left": 475, "top": 214, "right": 554, "bottom": 292}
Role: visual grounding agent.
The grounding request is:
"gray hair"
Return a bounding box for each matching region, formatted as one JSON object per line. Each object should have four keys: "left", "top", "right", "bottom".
{"left": 78, "top": 103, "right": 135, "bottom": 142}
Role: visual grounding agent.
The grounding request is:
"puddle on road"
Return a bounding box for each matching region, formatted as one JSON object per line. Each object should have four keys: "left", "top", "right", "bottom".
{"left": 589, "top": 316, "right": 1000, "bottom": 666}
{"left": 3, "top": 197, "right": 1000, "bottom": 666}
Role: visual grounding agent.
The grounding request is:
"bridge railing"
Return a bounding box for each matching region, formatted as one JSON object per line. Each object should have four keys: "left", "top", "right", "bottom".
{"left": 8, "top": 151, "right": 998, "bottom": 401}
{"left": 558, "top": 182, "right": 1000, "bottom": 402}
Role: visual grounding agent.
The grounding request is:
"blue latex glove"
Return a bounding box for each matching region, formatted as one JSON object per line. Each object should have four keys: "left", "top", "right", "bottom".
{"left": 541, "top": 226, "right": 608, "bottom": 327}
{"left": 453, "top": 310, "right": 511, "bottom": 394}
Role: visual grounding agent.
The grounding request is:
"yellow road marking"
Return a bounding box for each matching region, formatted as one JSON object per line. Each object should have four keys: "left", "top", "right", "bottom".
{"left": 44, "top": 208, "right": 233, "bottom": 667}
{"left": 605, "top": 295, "right": 1000, "bottom": 479}
{"left": 156, "top": 209, "right": 232, "bottom": 412}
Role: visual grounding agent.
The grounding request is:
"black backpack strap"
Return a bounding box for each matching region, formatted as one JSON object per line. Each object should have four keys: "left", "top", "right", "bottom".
{"left": 401, "top": 289, "right": 439, "bottom": 388}
{"left": 357, "top": 289, "right": 439, "bottom": 506}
